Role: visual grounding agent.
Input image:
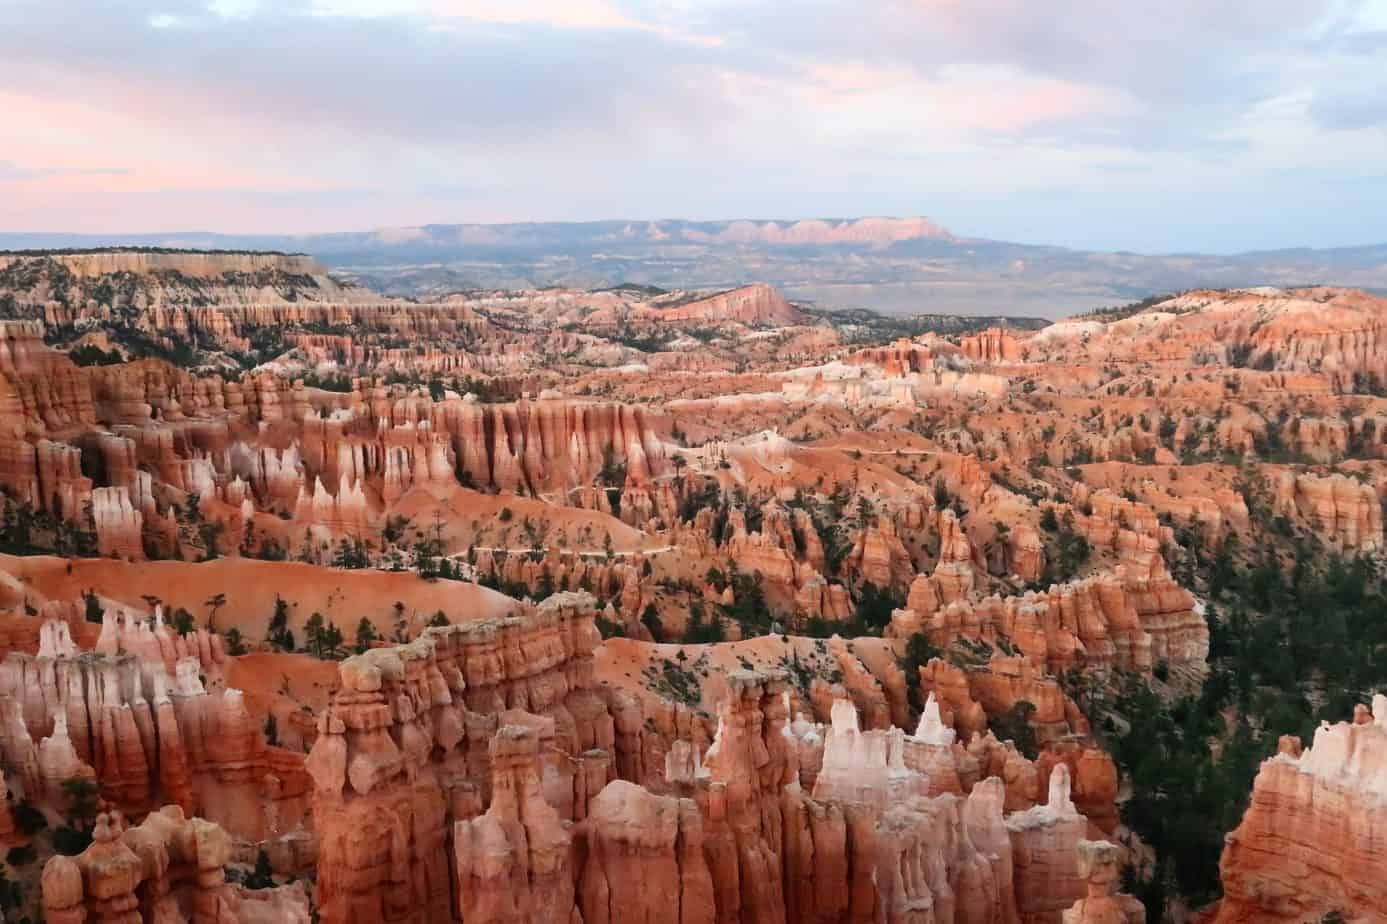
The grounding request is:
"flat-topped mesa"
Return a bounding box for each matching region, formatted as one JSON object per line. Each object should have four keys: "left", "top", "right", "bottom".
{"left": 680, "top": 216, "right": 952, "bottom": 246}
{"left": 1212, "top": 695, "right": 1387, "bottom": 923}
{"left": 305, "top": 592, "right": 614, "bottom": 924}
{"left": 0, "top": 249, "right": 323, "bottom": 279}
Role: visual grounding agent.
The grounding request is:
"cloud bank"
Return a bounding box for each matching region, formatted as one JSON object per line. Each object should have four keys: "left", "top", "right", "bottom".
{"left": 1, "top": 0, "right": 1384, "bottom": 251}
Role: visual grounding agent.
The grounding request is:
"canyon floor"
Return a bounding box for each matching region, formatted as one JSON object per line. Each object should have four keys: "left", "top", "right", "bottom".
{"left": 0, "top": 249, "right": 1383, "bottom": 923}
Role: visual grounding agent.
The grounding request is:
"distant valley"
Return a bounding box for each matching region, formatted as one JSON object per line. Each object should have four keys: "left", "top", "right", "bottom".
{"left": 6, "top": 217, "right": 1387, "bottom": 318}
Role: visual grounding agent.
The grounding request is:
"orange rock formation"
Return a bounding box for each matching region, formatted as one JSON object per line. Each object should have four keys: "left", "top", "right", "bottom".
{"left": 1211, "top": 699, "right": 1387, "bottom": 923}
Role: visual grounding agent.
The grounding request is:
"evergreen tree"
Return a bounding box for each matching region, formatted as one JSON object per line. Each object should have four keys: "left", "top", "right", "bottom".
{"left": 171, "top": 607, "right": 195, "bottom": 637}
{"left": 267, "top": 595, "right": 294, "bottom": 650}
{"left": 355, "top": 617, "right": 378, "bottom": 653}
{"left": 305, "top": 612, "right": 326, "bottom": 657}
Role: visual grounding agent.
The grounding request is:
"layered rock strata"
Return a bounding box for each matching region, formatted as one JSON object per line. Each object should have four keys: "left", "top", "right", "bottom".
{"left": 0, "top": 626, "right": 308, "bottom": 840}
{"left": 39, "top": 805, "right": 311, "bottom": 923}
{"left": 304, "top": 593, "right": 614, "bottom": 924}
{"left": 1212, "top": 698, "right": 1387, "bottom": 923}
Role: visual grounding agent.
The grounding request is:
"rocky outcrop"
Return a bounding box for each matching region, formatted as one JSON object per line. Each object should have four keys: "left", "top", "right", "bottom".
{"left": 1, "top": 320, "right": 80, "bottom": 392}
{"left": 844, "top": 515, "right": 915, "bottom": 596}
{"left": 844, "top": 339, "right": 940, "bottom": 376}
{"left": 432, "top": 397, "right": 669, "bottom": 497}
{"left": 1063, "top": 840, "right": 1145, "bottom": 923}
{"left": 1212, "top": 698, "right": 1387, "bottom": 923}
{"left": 578, "top": 779, "right": 715, "bottom": 924}
{"left": 1269, "top": 470, "right": 1383, "bottom": 551}
{"left": 646, "top": 284, "right": 803, "bottom": 326}
{"left": 19, "top": 592, "right": 1120, "bottom": 924}
{"left": 454, "top": 724, "right": 577, "bottom": 923}
{"left": 721, "top": 501, "right": 850, "bottom": 622}
{"left": 39, "top": 805, "right": 311, "bottom": 924}
{"left": 895, "top": 567, "right": 1157, "bottom": 676}
{"left": 0, "top": 250, "right": 323, "bottom": 280}
{"left": 15, "top": 248, "right": 1369, "bottom": 924}
{"left": 1007, "top": 765, "right": 1090, "bottom": 922}
{"left": 903, "top": 651, "right": 1090, "bottom": 749}
{"left": 962, "top": 328, "right": 1023, "bottom": 364}
{"left": 91, "top": 485, "right": 144, "bottom": 558}
{"left": 305, "top": 593, "right": 614, "bottom": 924}
{"left": 0, "top": 634, "right": 306, "bottom": 840}
{"left": 1020, "top": 288, "right": 1387, "bottom": 392}
{"left": 1036, "top": 742, "right": 1120, "bottom": 835}
{"left": 1068, "top": 489, "right": 1209, "bottom": 665}
{"left": 587, "top": 671, "right": 1069, "bottom": 924}
{"left": 305, "top": 636, "right": 466, "bottom": 924}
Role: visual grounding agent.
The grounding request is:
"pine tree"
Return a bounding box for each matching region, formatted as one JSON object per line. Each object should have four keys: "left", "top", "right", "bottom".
{"left": 267, "top": 595, "right": 294, "bottom": 650}
{"left": 355, "top": 617, "right": 378, "bottom": 653}
{"left": 305, "top": 612, "right": 325, "bottom": 657}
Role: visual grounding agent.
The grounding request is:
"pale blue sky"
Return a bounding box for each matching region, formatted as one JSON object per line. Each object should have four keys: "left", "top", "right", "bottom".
{"left": 2, "top": 0, "right": 1385, "bottom": 252}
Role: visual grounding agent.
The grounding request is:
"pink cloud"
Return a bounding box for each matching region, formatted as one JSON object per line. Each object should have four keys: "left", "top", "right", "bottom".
{"left": 0, "top": 83, "right": 363, "bottom": 199}
{"left": 418, "top": 0, "right": 724, "bottom": 45}
{"left": 423, "top": 0, "right": 650, "bottom": 31}
{"left": 762, "top": 61, "right": 1135, "bottom": 138}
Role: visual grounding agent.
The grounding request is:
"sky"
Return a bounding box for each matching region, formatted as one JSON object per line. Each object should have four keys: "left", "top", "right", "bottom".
{"left": 2, "top": 0, "right": 1386, "bottom": 253}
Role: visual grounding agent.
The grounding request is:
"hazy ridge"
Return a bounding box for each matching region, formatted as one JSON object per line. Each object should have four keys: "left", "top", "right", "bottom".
{"left": 5, "top": 217, "right": 1386, "bottom": 318}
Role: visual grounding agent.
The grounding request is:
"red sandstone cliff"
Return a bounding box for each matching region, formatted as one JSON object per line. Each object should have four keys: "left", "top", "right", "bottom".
{"left": 647, "top": 284, "right": 803, "bottom": 326}
{"left": 1211, "top": 699, "right": 1387, "bottom": 923}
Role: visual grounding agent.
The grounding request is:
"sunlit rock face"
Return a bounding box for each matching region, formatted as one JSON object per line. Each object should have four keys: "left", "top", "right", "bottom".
{"left": 1211, "top": 697, "right": 1387, "bottom": 924}
{"left": 304, "top": 595, "right": 613, "bottom": 924}
{"left": 15, "top": 256, "right": 1387, "bottom": 924}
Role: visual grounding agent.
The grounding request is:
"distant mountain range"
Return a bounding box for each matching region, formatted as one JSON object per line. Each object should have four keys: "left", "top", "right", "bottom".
{"left": 4, "top": 217, "right": 1385, "bottom": 319}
